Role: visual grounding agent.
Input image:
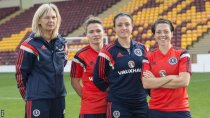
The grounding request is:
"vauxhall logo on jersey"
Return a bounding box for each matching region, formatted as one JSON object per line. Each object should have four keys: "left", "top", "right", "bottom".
{"left": 134, "top": 49, "right": 142, "bottom": 56}
{"left": 118, "top": 60, "right": 141, "bottom": 75}
{"left": 168, "top": 57, "right": 177, "bottom": 65}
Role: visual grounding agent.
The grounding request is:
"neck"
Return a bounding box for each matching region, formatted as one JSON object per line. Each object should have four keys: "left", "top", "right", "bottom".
{"left": 118, "top": 37, "right": 131, "bottom": 48}
{"left": 159, "top": 44, "right": 172, "bottom": 55}
{"left": 90, "top": 43, "right": 103, "bottom": 52}
{"left": 42, "top": 31, "right": 53, "bottom": 42}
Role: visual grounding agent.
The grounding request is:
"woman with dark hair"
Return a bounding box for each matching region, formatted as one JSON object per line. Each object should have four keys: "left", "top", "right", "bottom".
{"left": 142, "top": 18, "right": 192, "bottom": 118}
{"left": 93, "top": 13, "right": 149, "bottom": 118}
{"left": 70, "top": 15, "right": 107, "bottom": 118}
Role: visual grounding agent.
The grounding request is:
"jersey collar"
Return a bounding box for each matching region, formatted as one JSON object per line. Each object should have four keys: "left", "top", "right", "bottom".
{"left": 115, "top": 39, "right": 137, "bottom": 48}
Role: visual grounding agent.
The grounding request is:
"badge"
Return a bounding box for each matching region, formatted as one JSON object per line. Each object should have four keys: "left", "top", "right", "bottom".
{"left": 168, "top": 57, "right": 177, "bottom": 65}
{"left": 113, "top": 110, "right": 120, "bottom": 118}
{"left": 128, "top": 61, "right": 135, "bottom": 68}
{"left": 159, "top": 70, "right": 167, "bottom": 77}
{"left": 134, "top": 49, "right": 142, "bottom": 56}
{"left": 33, "top": 109, "right": 40, "bottom": 117}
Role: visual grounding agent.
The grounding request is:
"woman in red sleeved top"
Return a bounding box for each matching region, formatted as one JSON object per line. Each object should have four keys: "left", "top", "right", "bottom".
{"left": 142, "top": 18, "right": 192, "bottom": 118}
{"left": 70, "top": 15, "right": 107, "bottom": 118}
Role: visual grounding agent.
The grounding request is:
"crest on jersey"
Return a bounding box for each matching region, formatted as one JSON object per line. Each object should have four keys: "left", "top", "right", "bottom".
{"left": 113, "top": 111, "right": 120, "bottom": 118}
{"left": 33, "top": 109, "right": 40, "bottom": 117}
{"left": 168, "top": 57, "right": 177, "bottom": 65}
{"left": 134, "top": 49, "right": 142, "bottom": 56}
{"left": 159, "top": 70, "right": 167, "bottom": 77}
{"left": 128, "top": 61, "right": 135, "bottom": 68}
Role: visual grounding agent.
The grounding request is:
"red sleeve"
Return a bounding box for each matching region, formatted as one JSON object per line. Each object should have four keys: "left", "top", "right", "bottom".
{"left": 179, "top": 51, "right": 192, "bottom": 75}
{"left": 142, "top": 53, "right": 151, "bottom": 72}
{"left": 70, "top": 57, "right": 84, "bottom": 78}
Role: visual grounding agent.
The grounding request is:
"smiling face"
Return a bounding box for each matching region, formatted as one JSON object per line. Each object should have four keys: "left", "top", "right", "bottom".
{"left": 39, "top": 9, "right": 57, "bottom": 33}
{"left": 86, "top": 23, "right": 104, "bottom": 45}
{"left": 154, "top": 23, "right": 173, "bottom": 47}
{"left": 114, "top": 15, "right": 133, "bottom": 40}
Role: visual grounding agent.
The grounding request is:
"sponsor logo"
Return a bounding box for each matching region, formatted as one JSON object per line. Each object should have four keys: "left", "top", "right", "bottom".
{"left": 159, "top": 70, "right": 167, "bottom": 77}
{"left": 151, "top": 62, "right": 156, "bottom": 65}
{"left": 33, "top": 109, "right": 40, "bottom": 117}
{"left": 90, "top": 61, "right": 95, "bottom": 65}
{"left": 118, "top": 68, "right": 141, "bottom": 75}
{"left": 41, "top": 45, "right": 47, "bottom": 50}
{"left": 1, "top": 109, "right": 4, "bottom": 117}
{"left": 128, "top": 61, "right": 135, "bottom": 68}
{"left": 168, "top": 57, "right": 177, "bottom": 65}
{"left": 117, "top": 52, "right": 124, "bottom": 58}
{"left": 113, "top": 111, "right": 120, "bottom": 118}
{"left": 134, "top": 49, "right": 142, "bottom": 56}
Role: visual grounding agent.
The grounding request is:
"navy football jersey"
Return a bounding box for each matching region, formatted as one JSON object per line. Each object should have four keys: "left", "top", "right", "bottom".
{"left": 93, "top": 39, "right": 148, "bottom": 107}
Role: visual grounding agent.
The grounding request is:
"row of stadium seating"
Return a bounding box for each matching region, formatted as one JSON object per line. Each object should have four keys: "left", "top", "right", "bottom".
{"left": 0, "top": 0, "right": 121, "bottom": 65}
{"left": 0, "top": 6, "right": 19, "bottom": 20}
{"left": 103, "top": 0, "right": 210, "bottom": 49}
{"left": 0, "top": 0, "right": 210, "bottom": 65}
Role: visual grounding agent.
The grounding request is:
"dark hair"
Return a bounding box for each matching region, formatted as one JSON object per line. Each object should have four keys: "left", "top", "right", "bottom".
{"left": 113, "top": 12, "right": 133, "bottom": 27}
{"left": 151, "top": 18, "right": 174, "bottom": 34}
{"left": 84, "top": 15, "right": 103, "bottom": 32}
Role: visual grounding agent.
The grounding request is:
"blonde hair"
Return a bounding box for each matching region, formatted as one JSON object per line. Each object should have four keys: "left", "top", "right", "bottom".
{"left": 32, "top": 3, "right": 61, "bottom": 39}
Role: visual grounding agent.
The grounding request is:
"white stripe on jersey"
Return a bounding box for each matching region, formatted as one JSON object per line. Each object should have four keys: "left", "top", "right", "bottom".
{"left": 72, "top": 58, "right": 86, "bottom": 72}
{"left": 142, "top": 59, "right": 149, "bottom": 63}
{"left": 20, "top": 45, "right": 39, "bottom": 61}
{"left": 99, "top": 52, "right": 114, "bottom": 69}
{"left": 180, "top": 53, "right": 190, "bottom": 59}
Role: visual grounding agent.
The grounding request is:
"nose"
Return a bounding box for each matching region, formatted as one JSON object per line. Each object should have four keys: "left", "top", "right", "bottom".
{"left": 159, "top": 31, "right": 166, "bottom": 36}
{"left": 121, "top": 24, "right": 127, "bottom": 29}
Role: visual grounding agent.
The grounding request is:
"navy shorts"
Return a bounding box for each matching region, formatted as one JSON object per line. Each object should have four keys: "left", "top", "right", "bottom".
{"left": 107, "top": 102, "right": 149, "bottom": 118}
{"left": 149, "top": 109, "right": 191, "bottom": 118}
{"left": 79, "top": 113, "right": 106, "bottom": 118}
{"left": 25, "top": 97, "right": 65, "bottom": 118}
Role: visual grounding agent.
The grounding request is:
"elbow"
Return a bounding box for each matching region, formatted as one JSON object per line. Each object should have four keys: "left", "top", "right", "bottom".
{"left": 142, "top": 78, "right": 156, "bottom": 89}
{"left": 179, "top": 77, "right": 190, "bottom": 87}
{"left": 142, "top": 83, "right": 151, "bottom": 89}
{"left": 142, "top": 80, "right": 155, "bottom": 89}
{"left": 183, "top": 81, "right": 190, "bottom": 87}
{"left": 93, "top": 79, "right": 108, "bottom": 92}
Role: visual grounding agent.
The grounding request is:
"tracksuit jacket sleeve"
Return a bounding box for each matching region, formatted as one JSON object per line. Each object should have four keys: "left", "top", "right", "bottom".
{"left": 93, "top": 53, "right": 110, "bottom": 92}
{"left": 15, "top": 43, "right": 36, "bottom": 100}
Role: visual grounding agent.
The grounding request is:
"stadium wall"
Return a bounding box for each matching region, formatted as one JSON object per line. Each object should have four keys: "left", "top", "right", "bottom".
{"left": 0, "top": 54, "right": 210, "bottom": 73}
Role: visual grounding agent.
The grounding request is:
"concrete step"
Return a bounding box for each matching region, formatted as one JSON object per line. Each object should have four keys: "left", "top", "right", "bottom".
{"left": 188, "top": 29, "right": 210, "bottom": 54}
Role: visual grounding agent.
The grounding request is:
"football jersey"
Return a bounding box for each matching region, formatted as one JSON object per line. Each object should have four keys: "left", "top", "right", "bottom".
{"left": 143, "top": 47, "right": 191, "bottom": 111}
{"left": 70, "top": 45, "right": 107, "bottom": 114}
{"left": 93, "top": 39, "right": 148, "bottom": 108}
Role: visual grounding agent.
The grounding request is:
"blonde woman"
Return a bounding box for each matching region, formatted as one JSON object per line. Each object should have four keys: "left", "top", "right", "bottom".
{"left": 16, "top": 3, "right": 67, "bottom": 118}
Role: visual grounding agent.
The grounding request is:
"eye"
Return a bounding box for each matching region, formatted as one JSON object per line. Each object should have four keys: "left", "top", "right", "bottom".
{"left": 164, "top": 31, "right": 169, "bottom": 34}
{"left": 155, "top": 31, "right": 161, "bottom": 34}
{"left": 96, "top": 29, "right": 101, "bottom": 33}
{"left": 125, "top": 23, "right": 130, "bottom": 27}
{"left": 117, "top": 24, "right": 122, "bottom": 27}
{"left": 52, "top": 16, "right": 57, "bottom": 19}
{"left": 88, "top": 30, "right": 94, "bottom": 34}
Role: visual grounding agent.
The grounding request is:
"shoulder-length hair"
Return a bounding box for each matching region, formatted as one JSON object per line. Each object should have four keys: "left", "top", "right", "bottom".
{"left": 32, "top": 3, "right": 61, "bottom": 39}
